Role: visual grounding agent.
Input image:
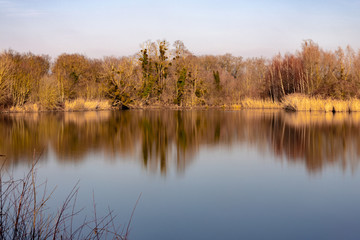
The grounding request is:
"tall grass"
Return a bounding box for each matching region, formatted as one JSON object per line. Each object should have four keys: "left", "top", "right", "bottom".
{"left": 5, "top": 94, "right": 360, "bottom": 113}
{"left": 64, "top": 99, "right": 111, "bottom": 111}
{"left": 231, "top": 98, "right": 281, "bottom": 110}
{"left": 228, "top": 95, "right": 360, "bottom": 112}
{"left": 9, "top": 103, "right": 40, "bottom": 113}
{"left": 282, "top": 94, "right": 360, "bottom": 112}
{"left": 0, "top": 156, "right": 138, "bottom": 239}
{"left": 5, "top": 99, "right": 111, "bottom": 112}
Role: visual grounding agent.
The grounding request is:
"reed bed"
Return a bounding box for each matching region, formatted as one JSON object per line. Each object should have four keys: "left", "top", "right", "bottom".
{"left": 5, "top": 95, "right": 360, "bottom": 113}
{"left": 64, "top": 99, "right": 111, "bottom": 111}
{"left": 6, "top": 99, "right": 111, "bottom": 112}
{"left": 9, "top": 103, "right": 40, "bottom": 113}
{"left": 348, "top": 99, "right": 360, "bottom": 112}
{"left": 282, "top": 94, "right": 360, "bottom": 113}
{"left": 229, "top": 94, "right": 360, "bottom": 113}
{"left": 232, "top": 98, "right": 282, "bottom": 110}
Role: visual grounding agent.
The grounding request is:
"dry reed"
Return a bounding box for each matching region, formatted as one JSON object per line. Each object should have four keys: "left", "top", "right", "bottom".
{"left": 64, "top": 99, "right": 111, "bottom": 111}
{"left": 231, "top": 98, "right": 281, "bottom": 110}
{"left": 282, "top": 94, "right": 360, "bottom": 112}
{"left": 0, "top": 153, "right": 137, "bottom": 240}
{"left": 9, "top": 103, "right": 40, "bottom": 113}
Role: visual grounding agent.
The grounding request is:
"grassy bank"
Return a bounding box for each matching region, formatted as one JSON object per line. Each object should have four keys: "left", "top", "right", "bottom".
{"left": 64, "top": 99, "right": 111, "bottom": 111}
{"left": 282, "top": 94, "right": 360, "bottom": 112}
{"left": 3, "top": 95, "right": 360, "bottom": 113}
{"left": 6, "top": 99, "right": 112, "bottom": 113}
{"left": 229, "top": 94, "right": 360, "bottom": 113}
{"left": 230, "top": 98, "right": 282, "bottom": 110}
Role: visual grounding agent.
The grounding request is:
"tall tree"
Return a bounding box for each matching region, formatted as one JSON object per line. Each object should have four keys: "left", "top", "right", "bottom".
{"left": 103, "top": 56, "right": 138, "bottom": 107}
{"left": 0, "top": 51, "right": 13, "bottom": 106}
{"left": 52, "top": 54, "right": 90, "bottom": 102}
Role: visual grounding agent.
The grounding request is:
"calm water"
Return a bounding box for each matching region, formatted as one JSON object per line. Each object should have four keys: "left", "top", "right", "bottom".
{"left": 1, "top": 110, "right": 360, "bottom": 239}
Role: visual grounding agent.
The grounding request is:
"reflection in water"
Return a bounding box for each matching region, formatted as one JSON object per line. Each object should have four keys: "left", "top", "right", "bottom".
{"left": 1, "top": 110, "right": 360, "bottom": 174}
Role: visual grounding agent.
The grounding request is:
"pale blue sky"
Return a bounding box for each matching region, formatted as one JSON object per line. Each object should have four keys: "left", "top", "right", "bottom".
{"left": 1, "top": 0, "right": 359, "bottom": 58}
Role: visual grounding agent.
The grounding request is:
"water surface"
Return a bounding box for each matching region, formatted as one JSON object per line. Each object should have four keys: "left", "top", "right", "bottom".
{"left": 1, "top": 110, "right": 360, "bottom": 239}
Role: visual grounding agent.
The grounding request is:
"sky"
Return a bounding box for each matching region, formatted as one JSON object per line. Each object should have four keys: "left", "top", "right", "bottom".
{"left": 0, "top": 0, "right": 360, "bottom": 59}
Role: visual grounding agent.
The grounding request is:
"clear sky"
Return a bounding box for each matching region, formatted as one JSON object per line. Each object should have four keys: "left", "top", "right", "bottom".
{"left": 0, "top": 0, "right": 359, "bottom": 59}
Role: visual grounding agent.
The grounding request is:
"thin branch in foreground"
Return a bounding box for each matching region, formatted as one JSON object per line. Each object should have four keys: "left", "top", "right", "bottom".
{"left": 0, "top": 154, "right": 140, "bottom": 240}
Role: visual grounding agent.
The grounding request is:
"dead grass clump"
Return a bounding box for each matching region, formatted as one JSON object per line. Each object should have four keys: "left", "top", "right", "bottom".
{"left": 65, "top": 99, "right": 111, "bottom": 111}
{"left": 231, "top": 104, "right": 241, "bottom": 110}
{"left": 324, "top": 101, "right": 333, "bottom": 112}
{"left": 331, "top": 100, "right": 349, "bottom": 112}
{"left": 323, "top": 99, "right": 349, "bottom": 112}
{"left": 309, "top": 98, "right": 325, "bottom": 112}
{"left": 65, "top": 98, "right": 86, "bottom": 111}
{"left": 282, "top": 94, "right": 312, "bottom": 111}
{"left": 9, "top": 103, "right": 40, "bottom": 113}
{"left": 238, "top": 98, "right": 281, "bottom": 109}
{"left": 349, "top": 99, "right": 360, "bottom": 112}
{"left": 282, "top": 94, "right": 360, "bottom": 112}
{"left": 85, "top": 100, "right": 111, "bottom": 110}
{"left": 25, "top": 103, "right": 39, "bottom": 112}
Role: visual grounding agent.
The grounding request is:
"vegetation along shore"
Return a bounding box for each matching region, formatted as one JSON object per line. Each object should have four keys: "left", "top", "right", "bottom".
{"left": 1, "top": 40, "right": 360, "bottom": 113}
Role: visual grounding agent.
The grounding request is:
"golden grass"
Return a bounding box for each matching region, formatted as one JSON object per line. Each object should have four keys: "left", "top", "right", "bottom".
{"left": 282, "top": 94, "right": 316, "bottom": 111}
{"left": 348, "top": 99, "right": 360, "bottom": 112}
{"left": 9, "top": 103, "right": 39, "bottom": 113}
{"left": 230, "top": 104, "right": 242, "bottom": 110}
{"left": 331, "top": 100, "right": 349, "bottom": 112}
{"left": 282, "top": 94, "right": 360, "bottom": 112}
{"left": 228, "top": 95, "right": 360, "bottom": 113}
{"left": 231, "top": 98, "right": 282, "bottom": 110}
{"left": 5, "top": 99, "right": 111, "bottom": 112}
{"left": 64, "top": 99, "right": 111, "bottom": 111}
{"left": 5, "top": 96, "right": 360, "bottom": 113}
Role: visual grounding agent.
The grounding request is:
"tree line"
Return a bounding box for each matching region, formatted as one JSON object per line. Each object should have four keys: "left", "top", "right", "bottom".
{"left": 1, "top": 40, "right": 360, "bottom": 110}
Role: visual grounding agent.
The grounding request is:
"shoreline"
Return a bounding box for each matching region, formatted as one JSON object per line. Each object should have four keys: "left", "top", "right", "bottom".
{"left": 3, "top": 94, "right": 360, "bottom": 113}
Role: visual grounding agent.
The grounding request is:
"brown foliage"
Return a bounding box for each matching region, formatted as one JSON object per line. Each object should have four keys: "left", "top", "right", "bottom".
{"left": 1, "top": 40, "right": 360, "bottom": 110}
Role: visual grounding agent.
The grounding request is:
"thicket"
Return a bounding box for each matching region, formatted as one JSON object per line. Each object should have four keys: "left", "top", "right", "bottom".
{"left": 1, "top": 40, "right": 360, "bottom": 110}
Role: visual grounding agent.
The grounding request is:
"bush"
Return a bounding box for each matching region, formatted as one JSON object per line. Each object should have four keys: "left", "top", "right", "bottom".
{"left": 39, "top": 75, "right": 60, "bottom": 110}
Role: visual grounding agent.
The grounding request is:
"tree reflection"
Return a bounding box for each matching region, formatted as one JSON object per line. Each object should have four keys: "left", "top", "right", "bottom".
{"left": 1, "top": 110, "right": 360, "bottom": 174}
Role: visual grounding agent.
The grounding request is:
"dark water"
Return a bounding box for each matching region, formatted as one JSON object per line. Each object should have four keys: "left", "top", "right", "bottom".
{"left": 1, "top": 110, "right": 360, "bottom": 239}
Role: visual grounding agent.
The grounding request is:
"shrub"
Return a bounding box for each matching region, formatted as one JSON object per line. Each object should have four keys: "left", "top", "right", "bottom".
{"left": 39, "top": 75, "right": 60, "bottom": 110}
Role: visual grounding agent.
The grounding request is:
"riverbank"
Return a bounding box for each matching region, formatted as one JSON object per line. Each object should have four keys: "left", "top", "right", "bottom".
{"left": 3, "top": 94, "right": 360, "bottom": 113}
{"left": 2, "top": 99, "right": 112, "bottom": 113}
{"left": 231, "top": 95, "right": 360, "bottom": 112}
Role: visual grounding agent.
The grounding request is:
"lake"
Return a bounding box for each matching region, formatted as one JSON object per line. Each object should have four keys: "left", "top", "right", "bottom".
{"left": 1, "top": 110, "right": 360, "bottom": 239}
